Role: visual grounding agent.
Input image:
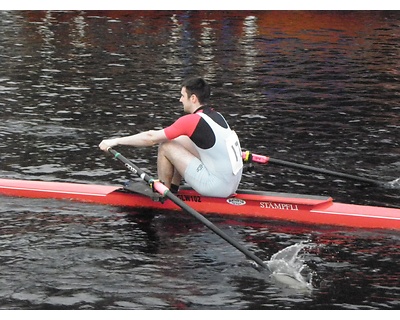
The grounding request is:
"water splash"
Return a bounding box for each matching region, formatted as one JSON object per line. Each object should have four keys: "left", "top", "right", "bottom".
{"left": 266, "top": 242, "right": 315, "bottom": 290}
{"left": 386, "top": 177, "right": 400, "bottom": 189}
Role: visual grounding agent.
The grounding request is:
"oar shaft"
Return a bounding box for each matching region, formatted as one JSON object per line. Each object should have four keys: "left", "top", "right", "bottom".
{"left": 165, "top": 191, "right": 266, "bottom": 268}
{"left": 243, "top": 151, "right": 384, "bottom": 186}
{"left": 108, "top": 148, "right": 267, "bottom": 269}
{"left": 269, "top": 157, "right": 383, "bottom": 186}
{"left": 108, "top": 148, "right": 154, "bottom": 186}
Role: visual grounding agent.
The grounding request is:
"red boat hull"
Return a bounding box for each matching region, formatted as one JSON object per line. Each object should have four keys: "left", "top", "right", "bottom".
{"left": 0, "top": 178, "right": 399, "bottom": 230}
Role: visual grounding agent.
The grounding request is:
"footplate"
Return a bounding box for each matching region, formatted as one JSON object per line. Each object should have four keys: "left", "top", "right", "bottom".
{"left": 123, "top": 180, "right": 164, "bottom": 202}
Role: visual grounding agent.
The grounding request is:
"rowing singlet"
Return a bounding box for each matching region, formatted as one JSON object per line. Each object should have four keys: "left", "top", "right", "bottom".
{"left": 196, "top": 112, "right": 243, "bottom": 177}
{"left": 164, "top": 107, "right": 243, "bottom": 181}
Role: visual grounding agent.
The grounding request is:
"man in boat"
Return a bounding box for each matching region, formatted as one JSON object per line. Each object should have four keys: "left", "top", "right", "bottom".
{"left": 99, "top": 77, "right": 243, "bottom": 197}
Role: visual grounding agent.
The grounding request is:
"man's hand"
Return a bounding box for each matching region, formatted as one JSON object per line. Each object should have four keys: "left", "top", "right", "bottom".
{"left": 99, "top": 138, "right": 119, "bottom": 151}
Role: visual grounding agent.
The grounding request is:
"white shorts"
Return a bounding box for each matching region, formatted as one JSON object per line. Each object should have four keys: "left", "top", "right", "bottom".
{"left": 184, "top": 158, "right": 242, "bottom": 198}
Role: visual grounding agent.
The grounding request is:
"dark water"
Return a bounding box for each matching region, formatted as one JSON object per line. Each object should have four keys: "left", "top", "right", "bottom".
{"left": 0, "top": 10, "right": 399, "bottom": 310}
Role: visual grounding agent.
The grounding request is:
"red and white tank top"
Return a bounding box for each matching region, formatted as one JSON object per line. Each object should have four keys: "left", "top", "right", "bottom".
{"left": 163, "top": 107, "right": 243, "bottom": 177}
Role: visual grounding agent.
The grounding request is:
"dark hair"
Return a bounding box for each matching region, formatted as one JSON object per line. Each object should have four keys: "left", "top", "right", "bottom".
{"left": 182, "top": 77, "right": 210, "bottom": 104}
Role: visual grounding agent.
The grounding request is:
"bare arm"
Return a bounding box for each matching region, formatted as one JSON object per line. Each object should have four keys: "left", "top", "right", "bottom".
{"left": 99, "top": 129, "right": 168, "bottom": 151}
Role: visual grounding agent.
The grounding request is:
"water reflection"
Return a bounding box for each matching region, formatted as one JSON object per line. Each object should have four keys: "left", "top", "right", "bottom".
{"left": 0, "top": 10, "right": 399, "bottom": 309}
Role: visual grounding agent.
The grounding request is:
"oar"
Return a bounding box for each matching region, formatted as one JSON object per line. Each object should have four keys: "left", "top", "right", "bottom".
{"left": 106, "top": 147, "right": 268, "bottom": 270}
{"left": 242, "top": 151, "right": 389, "bottom": 187}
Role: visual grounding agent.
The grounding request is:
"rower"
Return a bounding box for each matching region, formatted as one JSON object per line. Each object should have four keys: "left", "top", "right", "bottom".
{"left": 99, "top": 77, "right": 243, "bottom": 198}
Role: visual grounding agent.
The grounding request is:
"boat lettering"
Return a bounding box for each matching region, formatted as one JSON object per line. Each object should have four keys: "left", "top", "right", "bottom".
{"left": 260, "top": 201, "right": 299, "bottom": 211}
{"left": 177, "top": 195, "right": 201, "bottom": 202}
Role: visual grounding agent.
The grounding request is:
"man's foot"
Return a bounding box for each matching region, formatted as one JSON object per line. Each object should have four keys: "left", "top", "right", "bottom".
{"left": 170, "top": 183, "right": 180, "bottom": 194}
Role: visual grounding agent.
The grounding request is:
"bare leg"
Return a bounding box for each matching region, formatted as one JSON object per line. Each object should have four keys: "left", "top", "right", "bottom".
{"left": 171, "top": 136, "right": 199, "bottom": 186}
{"left": 157, "top": 137, "right": 199, "bottom": 188}
{"left": 171, "top": 170, "right": 182, "bottom": 187}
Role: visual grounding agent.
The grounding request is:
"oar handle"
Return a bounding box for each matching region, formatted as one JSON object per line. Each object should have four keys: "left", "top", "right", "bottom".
{"left": 107, "top": 147, "right": 268, "bottom": 270}
{"left": 243, "top": 151, "right": 385, "bottom": 186}
{"left": 242, "top": 151, "right": 269, "bottom": 164}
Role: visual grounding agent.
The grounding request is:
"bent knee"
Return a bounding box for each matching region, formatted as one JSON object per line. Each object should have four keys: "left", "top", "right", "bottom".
{"left": 158, "top": 140, "right": 197, "bottom": 172}
{"left": 158, "top": 140, "right": 179, "bottom": 156}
